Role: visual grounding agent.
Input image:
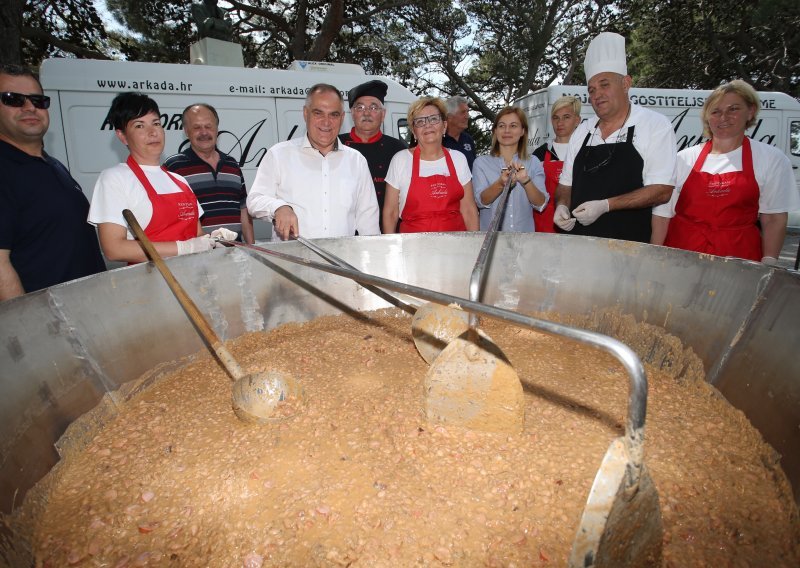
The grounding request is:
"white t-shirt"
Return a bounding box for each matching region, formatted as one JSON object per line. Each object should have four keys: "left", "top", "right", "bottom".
{"left": 552, "top": 142, "right": 570, "bottom": 162}
{"left": 560, "top": 103, "right": 677, "bottom": 188}
{"left": 88, "top": 163, "right": 202, "bottom": 239}
{"left": 652, "top": 140, "right": 800, "bottom": 218}
{"left": 385, "top": 149, "right": 472, "bottom": 215}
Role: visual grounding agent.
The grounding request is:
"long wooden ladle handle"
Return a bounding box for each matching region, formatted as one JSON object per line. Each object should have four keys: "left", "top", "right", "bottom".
{"left": 122, "top": 209, "right": 244, "bottom": 381}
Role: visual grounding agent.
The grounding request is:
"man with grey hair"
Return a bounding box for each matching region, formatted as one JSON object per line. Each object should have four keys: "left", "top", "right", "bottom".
{"left": 443, "top": 95, "right": 476, "bottom": 169}
{"left": 247, "top": 83, "right": 379, "bottom": 239}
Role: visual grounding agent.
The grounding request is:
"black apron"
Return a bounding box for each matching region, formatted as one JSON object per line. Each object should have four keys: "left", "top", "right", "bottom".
{"left": 570, "top": 124, "right": 651, "bottom": 243}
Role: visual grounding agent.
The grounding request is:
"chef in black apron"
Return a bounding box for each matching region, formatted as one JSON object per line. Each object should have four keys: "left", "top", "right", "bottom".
{"left": 553, "top": 32, "right": 675, "bottom": 243}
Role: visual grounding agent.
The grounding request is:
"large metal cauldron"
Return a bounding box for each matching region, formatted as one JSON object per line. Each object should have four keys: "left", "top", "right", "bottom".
{"left": 1, "top": 233, "right": 799, "bottom": 562}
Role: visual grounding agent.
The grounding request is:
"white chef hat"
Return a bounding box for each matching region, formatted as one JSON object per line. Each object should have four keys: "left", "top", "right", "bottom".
{"left": 584, "top": 32, "right": 628, "bottom": 81}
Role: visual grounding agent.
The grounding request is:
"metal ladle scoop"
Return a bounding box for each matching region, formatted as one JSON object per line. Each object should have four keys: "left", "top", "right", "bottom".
{"left": 122, "top": 209, "right": 303, "bottom": 424}
{"left": 414, "top": 167, "right": 524, "bottom": 432}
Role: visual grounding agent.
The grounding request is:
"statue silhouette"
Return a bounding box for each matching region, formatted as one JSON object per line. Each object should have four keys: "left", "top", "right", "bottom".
{"left": 191, "top": 0, "right": 234, "bottom": 42}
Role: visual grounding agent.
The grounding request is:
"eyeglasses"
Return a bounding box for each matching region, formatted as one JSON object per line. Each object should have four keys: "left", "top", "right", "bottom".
{"left": 583, "top": 145, "right": 616, "bottom": 174}
{"left": 1, "top": 92, "right": 51, "bottom": 110}
{"left": 352, "top": 103, "right": 383, "bottom": 113}
{"left": 411, "top": 114, "right": 443, "bottom": 128}
{"left": 582, "top": 123, "right": 624, "bottom": 174}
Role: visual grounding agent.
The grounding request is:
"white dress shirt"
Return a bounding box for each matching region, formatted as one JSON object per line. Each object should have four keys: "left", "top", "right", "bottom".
{"left": 247, "top": 135, "right": 380, "bottom": 238}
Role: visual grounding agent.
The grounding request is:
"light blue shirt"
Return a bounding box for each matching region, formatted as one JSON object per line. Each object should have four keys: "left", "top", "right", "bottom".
{"left": 472, "top": 154, "right": 547, "bottom": 232}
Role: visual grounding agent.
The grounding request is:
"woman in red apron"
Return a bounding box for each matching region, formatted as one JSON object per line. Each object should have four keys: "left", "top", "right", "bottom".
{"left": 532, "top": 96, "right": 582, "bottom": 233}
{"left": 88, "top": 92, "right": 218, "bottom": 264}
{"left": 382, "top": 97, "right": 478, "bottom": 233}
{"left": 655, "top": 80, "right": 793, "bottom": 264}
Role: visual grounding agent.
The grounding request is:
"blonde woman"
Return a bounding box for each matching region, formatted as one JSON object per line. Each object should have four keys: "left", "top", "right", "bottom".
{"left": 472, "top": 107, "right": 547, "bottom": 231}
{"left": 383, "top": 97, "right": 479, "bottom": 233}
{"left": 532, "top": 96, "right": 582, "bottom": 232}
{"left": 652, "top": 80, "right": 799, "bottom": 263}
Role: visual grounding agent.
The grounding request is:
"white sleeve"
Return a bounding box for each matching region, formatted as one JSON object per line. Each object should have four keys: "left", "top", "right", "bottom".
{"left": 88, "top": 167, "right": 133, "bottom": 227}
{"left": 640, "top": 111, "right": 677, "bottom": 187}
{"left": 450, "top": 151, "right": 472, "bottom": 185}
{"left": 354, "top": 156, "right": 380, "bottom": 236}
{"left": 651, "top": 146, "right": 697, "bottom": 218}
{"left": 385, "top": 150, "right": 409, "bottom": 189}
{"left": 755, "top": 144, "right": 800, "bottom": 213}
{"left": 246, "top": 146, "right": 290, "bottom": 221}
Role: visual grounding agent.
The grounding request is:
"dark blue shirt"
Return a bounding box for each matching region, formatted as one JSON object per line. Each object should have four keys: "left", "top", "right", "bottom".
{"left": 0, "top": 140, "right": 105, "bottom": 294}
{"left": 443, "top": 130, "right": 477, "bottom": 170}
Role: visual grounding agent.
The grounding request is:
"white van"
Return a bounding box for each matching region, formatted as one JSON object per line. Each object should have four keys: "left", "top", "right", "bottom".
{"left": 515, "top": 86, "right": 800, "bottom": 226}
{"left": 39, "top": 58, "right": 416, "bottom": 239}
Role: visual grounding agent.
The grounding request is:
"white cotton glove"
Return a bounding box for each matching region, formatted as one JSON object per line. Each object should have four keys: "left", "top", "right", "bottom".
{"left": 572, "top": 199, "right": 610, "bottom": 226}
{"left": 553, "top": 204, "right": 576, "bottom": 232}
{"left": 176, "top": 235, "right": 214, "bottom": 255}
{"left": 761, "top": 256, "right": 778, "bottom": 266}
{"left": 210, "top": 228, "right": 237, "bottom": 242}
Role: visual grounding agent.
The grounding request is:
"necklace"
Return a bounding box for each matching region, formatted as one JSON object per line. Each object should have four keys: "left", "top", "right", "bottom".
{"left": 583, "top": 104, "right": 632, "bottom": 174}
{"left": 592, "top": 103, "right": 632, "bottom": 144}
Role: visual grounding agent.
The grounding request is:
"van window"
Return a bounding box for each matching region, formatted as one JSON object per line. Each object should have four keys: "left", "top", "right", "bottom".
{"left": 791, "top": 121, "right": 800, "bottom": 157}
{"left": 398, "top": 118, "right": 413, "bottom": 146}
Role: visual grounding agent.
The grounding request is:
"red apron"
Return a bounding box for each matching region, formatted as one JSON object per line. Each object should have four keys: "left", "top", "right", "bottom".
{"left": 127, "top": 155, "right": 199, "bottom": 243}
{"left": 664, "top": 139, "right": 761, "bottom": 261}
{"left": 534, "top": 149, "right": 562, "bottom": 233}
{"left": 399, "top": 147, "right": 466, "bottom": 233}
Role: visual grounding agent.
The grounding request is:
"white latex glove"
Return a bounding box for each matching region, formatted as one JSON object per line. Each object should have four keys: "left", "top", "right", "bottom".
{"left": 572, "top": 199, "right": 610, "bottom": 226}
{"left": 210, "top": 227, "right": 237, "bottom": 242}
{"left": 761, "top": 256, "right": 778, "bottom": 266}
{"left": 176, "top": 235, "right": 214, "bottom": 255}
{"left": 553, "top": 204, "right": 576, "bottom": 232}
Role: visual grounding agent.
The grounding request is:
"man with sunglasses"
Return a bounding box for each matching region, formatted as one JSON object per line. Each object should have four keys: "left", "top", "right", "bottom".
{"left": 0, "top": 65, "right": 105, "bottom": 301}
{"left": 553, "top": 32, "right": 676, "bottom": 243}
{"left": 339, "top": 80, "right": 407, "bottom": 232}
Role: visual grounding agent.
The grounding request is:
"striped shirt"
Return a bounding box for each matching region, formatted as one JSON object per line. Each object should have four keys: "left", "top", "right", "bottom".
{"left": 163, "top": 147, "right": 247, "bottom": 231}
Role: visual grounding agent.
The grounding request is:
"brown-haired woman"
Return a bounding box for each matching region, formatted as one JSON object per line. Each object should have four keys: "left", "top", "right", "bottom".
{"left": 472, "top": 106, "right": 547, "bottom": 231}
{"left": 383, "top": 96, "right": 479, "bottom": 233}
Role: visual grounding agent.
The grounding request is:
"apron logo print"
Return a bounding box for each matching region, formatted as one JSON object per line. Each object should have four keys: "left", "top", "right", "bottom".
{"left": 429, "top": 181, "right": 449, "bottom": 198}
{"left": 177, "top": 201, "right": 196, "bottom": 220}
{"left": 707, "top": 178, "right": 732, "bottom": 197}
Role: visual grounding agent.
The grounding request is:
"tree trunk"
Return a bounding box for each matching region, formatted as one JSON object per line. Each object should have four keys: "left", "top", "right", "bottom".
{"left": 0, "top": 0, "right": 24, "bottom": 64}
{"left": 308, "top": 0, "right": 344, "bottom": 61}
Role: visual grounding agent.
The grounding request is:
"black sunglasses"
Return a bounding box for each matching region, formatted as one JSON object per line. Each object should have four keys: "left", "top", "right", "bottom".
{"left": 1, "top": 92, "right": 51, "bottom": 110}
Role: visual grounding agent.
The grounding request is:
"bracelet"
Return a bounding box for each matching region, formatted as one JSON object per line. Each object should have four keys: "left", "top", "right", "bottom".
{"left": 519, "top": 178, "right": 531, "bottom": 185}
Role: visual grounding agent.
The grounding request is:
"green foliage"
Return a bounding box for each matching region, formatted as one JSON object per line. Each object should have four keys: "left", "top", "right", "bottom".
{"left": 385, "top": 0, "right": 625, "bottom": 122}
{"left": 10, "top": 0, "right": 797, "bottom": 123}
{"left": 105, "top": 0, "right": 196, "bottom": 63}
{"left": 21, "top": 0, "right": 110, "bottom": 63}
{"left": 625, "top": 0, "right": 800, "bottom": 96}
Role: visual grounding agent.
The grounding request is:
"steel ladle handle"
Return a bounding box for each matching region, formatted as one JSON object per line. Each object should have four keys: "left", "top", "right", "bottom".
{"left": 223, "top": 239, "right": 649, "bottom": 485}
{"left": 122, "top": 209, "right": 245, "bottom": 381}
{"left": 468, "top": 170, "right": 515, "bottom": 332}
